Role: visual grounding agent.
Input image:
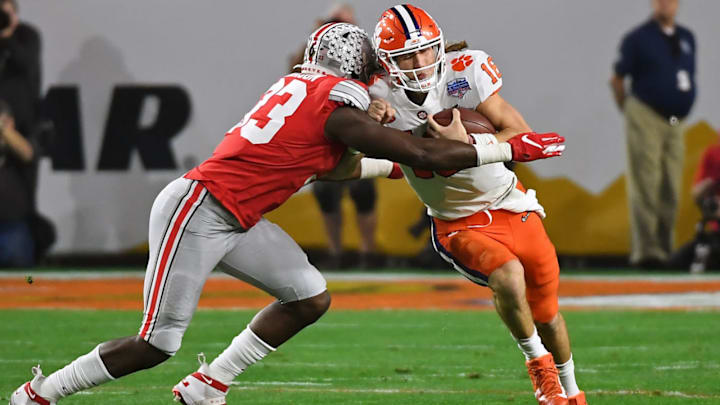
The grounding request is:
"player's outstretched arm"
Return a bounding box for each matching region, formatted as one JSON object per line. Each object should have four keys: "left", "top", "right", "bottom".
{"left": 326, "top": 107, "right": 503, "bottom": 171}
{"left": 474, "top": 94, "right": 566, "bottom": 161}
{"left": 318, "top": 149, "right": 404, "bottom": 181}
{"left": 317, "top": 149, "right": 363, "bottom": 181}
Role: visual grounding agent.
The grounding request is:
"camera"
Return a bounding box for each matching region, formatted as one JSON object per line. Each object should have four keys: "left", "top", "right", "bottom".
{"left": 0, "top": 8, "right": 9, "bottom": 31}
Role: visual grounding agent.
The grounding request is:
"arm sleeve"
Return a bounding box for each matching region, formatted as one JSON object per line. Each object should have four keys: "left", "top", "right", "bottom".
{"left": 329, "top": 79, "right": 371, "bottom": 111}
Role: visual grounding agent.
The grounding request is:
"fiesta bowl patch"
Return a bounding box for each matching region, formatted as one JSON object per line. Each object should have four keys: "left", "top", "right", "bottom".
{"left": 447, "top": 78, "right": 471, "bottom": 98}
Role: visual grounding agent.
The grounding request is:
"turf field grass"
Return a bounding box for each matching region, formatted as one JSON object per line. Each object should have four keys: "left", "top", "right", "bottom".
{"left": 1, "top": 309, "right": 719, "bottom": 404}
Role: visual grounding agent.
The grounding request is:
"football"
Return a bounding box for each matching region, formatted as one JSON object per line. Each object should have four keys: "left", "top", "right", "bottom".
{"left": 432, "top": 107, "right": 496, "bottom": 134}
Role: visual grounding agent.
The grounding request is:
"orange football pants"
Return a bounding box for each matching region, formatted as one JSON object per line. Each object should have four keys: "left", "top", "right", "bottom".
{"left": 431, "top": 208, "right": 560, "bottom": 323}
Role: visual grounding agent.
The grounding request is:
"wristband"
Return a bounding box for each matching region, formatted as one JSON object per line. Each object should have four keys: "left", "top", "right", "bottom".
{"left": 360, "top": 158, "right": 395, "bottom": 178}
{"left": 472, "top": 143, "right": 512, "bottom": 166}
{"left": 469, "top": 133, "right": 497, "bottom": 145}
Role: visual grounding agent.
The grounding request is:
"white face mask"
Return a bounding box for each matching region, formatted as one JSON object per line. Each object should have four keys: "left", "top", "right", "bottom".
{"left": 378, "top": 37, "right": 446, "bottom": 93}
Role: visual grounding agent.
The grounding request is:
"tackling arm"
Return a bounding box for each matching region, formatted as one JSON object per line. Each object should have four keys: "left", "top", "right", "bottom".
{"left": 326, "top": 107, "right": 494, "bottom": 171}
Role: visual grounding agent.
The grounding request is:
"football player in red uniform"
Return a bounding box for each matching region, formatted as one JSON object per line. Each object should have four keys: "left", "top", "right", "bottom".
{"left": 367, "top": 5, "right": 586, "bottom": 405}
{"left": 10, "top": 23, "right": 564, "bottom": 405}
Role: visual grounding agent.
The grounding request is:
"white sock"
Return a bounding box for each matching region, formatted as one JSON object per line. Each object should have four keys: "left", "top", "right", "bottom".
{"left": 556, "top": 354, "right": 580, "bottom": 397}
{"left": 40, "top": 345, "right": 115, "bottom": 400}
{"left": 208, "top": 326, "right": 276, "bottom": 384}
{"left": 513, "top": 328, "right": 550, "bottom": 361}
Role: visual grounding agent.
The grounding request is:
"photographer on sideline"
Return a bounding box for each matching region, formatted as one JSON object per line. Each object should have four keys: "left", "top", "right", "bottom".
{"left": 0, "top": 99, "right": 35, "bottom": 266}
{"left": 0, "top": 0, "right": 40, "bottom": 138}
{"left": 681, "top": 135, "right": 720, "bottom": 272}
{"left": 0, "top": 0, "right": 54, "bottom": 267}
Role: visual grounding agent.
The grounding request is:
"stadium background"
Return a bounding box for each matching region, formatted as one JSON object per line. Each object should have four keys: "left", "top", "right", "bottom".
{"left": 21, "top": 0, "right": 720, "bottom": 259}
{"left": 3, "top": 2, "right": 720, "bottom": 404}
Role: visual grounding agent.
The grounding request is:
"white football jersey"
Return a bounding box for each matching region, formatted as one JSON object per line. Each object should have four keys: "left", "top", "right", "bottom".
{"left": 369, "top": 49, "right": 545, "bottom": 220}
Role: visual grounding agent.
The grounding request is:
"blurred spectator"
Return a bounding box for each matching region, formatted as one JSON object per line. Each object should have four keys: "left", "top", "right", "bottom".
{"left": 692, "top": 137, "right": 720, "bottom": 211}
{"left": 312, "top": 181, "right": 379, "bottom": 268}
{"left": 671, "top": 133, "right": 720, "bottom": 272}
{"left": 0, "top": 0, "right": 39, "bottom": 137}
{"left": 291, "top": 4, "right": 381, "bottom": 269}
{"left": 289, "top": 3, "right": 357, "bottom": 71}
{"left": 610, "top": 0, "right": 696, "bottom": 268}
{"left": 0, "top": 99, "right": 35, "bottom": 266}
{"left": 406, "top": 208, "right": 446, "bottom": 269}
{"left": 0, "top": 0, "right": 54, "bottom": 267}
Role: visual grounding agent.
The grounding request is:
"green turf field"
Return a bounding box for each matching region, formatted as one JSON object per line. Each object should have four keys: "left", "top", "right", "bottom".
{"left": 1, "top": 309, "right": 719, "bottom": 404}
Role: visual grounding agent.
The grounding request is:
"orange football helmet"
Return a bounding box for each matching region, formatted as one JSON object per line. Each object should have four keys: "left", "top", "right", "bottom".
{"left": 373, "top": 4, "right": 445, "bottom": 92}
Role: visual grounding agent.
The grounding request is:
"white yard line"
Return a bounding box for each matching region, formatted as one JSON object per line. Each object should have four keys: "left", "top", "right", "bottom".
{"left": 559, "top": 292, "right": 720, "bottom": 308}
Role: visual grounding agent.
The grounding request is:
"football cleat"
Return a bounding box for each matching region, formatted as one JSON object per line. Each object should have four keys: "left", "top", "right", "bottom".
{"left": 10, "top": 365, "right": 55, "bottom": 405}
{"left": 172, "top": 353, "right": 228, "bottom": 405}
{"left": 568, "top": 391, "right": 588, "bottom": 405}
{"left": 526, "top": 353, "right": 568, "bottom": 405}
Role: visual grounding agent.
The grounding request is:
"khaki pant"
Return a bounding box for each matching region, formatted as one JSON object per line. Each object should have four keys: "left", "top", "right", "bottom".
{"left": 624, "top": 97, "right": 684, "bottom": 264}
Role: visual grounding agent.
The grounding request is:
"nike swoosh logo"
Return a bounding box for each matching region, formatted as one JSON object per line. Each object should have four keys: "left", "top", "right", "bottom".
{"left": 521, "top": 134, "right": 543, "bottom": 149}
{"left": 200, "top": 375, "right": 214, "bottom": 385}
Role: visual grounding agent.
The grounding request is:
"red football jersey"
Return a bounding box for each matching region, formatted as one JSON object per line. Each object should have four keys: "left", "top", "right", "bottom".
{"left": 185, "top": 73, "right": 371, "bottom": 229}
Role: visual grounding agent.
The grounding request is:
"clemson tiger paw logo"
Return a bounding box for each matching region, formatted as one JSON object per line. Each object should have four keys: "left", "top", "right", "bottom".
{"left": 451, "top": 55, "right": 474, "bottom": 72}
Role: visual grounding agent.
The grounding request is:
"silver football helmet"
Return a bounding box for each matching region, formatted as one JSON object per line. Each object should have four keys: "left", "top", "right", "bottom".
{"left": 299, "top": 22, "right": 377, "bottom": 82}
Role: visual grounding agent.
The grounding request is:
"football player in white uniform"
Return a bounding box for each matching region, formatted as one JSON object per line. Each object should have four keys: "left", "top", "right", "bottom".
{"left": 368, "top": 5, "right": 586, "bottom": 405}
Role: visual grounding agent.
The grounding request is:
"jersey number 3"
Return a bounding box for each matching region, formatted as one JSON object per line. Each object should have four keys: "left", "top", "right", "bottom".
{"left": 231, "top": 78, "right": 307, "bottom": 144}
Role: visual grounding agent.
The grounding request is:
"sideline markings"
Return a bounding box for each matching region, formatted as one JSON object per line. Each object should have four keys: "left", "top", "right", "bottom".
{"left": 1, "top": 270, "right": 720, "bottom": 282}
{"left": 559, "top": 291, "right": 720, "bottom": 308}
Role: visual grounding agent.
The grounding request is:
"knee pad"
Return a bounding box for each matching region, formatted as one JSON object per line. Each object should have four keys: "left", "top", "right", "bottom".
{"left": 526, "top": 281, "right": 559, "bottom": 324}
{"left": 144, "top": 328, "right": 182, "bottom": 356}
{"left": 349, "top": 179, "right": 376, "bottom": 214}
{"left": 522, "top": 248, "right": 560, "bottom": 325}
{"left": 141, "top": 310, "right": 191, "bottom": 356}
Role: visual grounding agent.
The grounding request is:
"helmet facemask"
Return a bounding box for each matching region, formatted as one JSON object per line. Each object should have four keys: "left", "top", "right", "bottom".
{"left": 356, "top": 39, "right": 382, "bottom": 84}
{"left": 378, "top": 36, "right": 446, "bottom": 92}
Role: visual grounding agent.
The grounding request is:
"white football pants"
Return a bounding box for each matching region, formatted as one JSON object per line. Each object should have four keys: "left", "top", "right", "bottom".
{"left": 138, "top": 177, "right": 327, "bottom": 355}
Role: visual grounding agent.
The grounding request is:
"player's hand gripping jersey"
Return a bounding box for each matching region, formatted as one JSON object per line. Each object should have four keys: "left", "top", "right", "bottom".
{"left": 369, "top": 49, "right": 545, "bottom": 220}
{"left": 186, "top": 73, "right": 370, "bottom": 229}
